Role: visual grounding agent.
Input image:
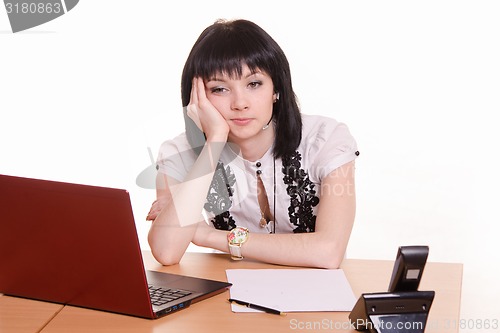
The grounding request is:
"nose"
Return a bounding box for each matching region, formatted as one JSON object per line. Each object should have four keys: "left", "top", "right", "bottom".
{"left": 230, "top": 89, "right": 249, "bottom": 111}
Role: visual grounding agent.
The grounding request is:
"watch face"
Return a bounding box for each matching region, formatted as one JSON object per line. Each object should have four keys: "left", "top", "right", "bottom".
{"left": 228, "top": 227, "right": 249, "bottom": 245}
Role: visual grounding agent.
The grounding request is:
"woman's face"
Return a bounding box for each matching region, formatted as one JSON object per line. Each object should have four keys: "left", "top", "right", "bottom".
{"left": 204, "top": 64, "right": 277, "bottom": 145}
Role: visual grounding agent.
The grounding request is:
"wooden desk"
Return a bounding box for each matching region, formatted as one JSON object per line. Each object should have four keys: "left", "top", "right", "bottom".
{"left": 37, "top": 251, "right": 462, "bottom": 333}
{"left": 0, "top": 294, "right": 63, "bottom": 333}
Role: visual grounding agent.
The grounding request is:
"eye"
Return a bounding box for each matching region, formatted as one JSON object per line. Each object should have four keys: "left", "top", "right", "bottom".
{"left": 210, "top": 86, "right": 227, "bottom": 94}
{"left": 248, "top": 81, "right": 262, "bottom": 89}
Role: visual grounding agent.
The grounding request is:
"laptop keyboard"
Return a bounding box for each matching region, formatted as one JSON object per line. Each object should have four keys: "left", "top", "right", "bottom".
{"left": 148, "top": 285, "right": 193, "bottom": 307}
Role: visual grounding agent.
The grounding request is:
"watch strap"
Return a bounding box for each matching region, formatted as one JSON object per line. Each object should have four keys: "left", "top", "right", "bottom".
{"left": 228, "top": 243, "right": 244, "bottom": 260}
{"left": 227, "top": 226, "right": 249, "bottom": 260}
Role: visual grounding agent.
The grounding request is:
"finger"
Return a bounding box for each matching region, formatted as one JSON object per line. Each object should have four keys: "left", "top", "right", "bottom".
{"left": 196, "top": 76, "right": 207, "bottom": 103}
{"left": 186, "top": 103, "right": 203, "bottom": 131}
{"left": 146, "top": 208, "right": 158, "bottom": 221}
{"left": 191, "top": 77, "right": 199, "bottom": 106}
{"left": 146, "top": 200, "right": 163, "bottom": 221}
{"left": 189, "top": 78, "right": 195, "bottom": 104}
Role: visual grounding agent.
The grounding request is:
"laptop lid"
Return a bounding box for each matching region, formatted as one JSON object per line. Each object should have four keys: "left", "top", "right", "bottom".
{"left": 0, "top": 174, "right": 231, "bottom": 319}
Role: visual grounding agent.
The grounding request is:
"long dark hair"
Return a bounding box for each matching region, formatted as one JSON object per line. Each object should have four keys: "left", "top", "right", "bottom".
{"left": 180, "top": 19, "right": 302, "bottom": 158}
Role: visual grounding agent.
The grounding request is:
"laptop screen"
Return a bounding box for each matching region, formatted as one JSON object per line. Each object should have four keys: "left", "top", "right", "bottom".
{"left": 0, "top": 174, "right": 154, "bottom": 318}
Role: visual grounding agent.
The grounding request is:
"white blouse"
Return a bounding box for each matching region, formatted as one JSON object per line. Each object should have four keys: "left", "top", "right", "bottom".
{"left": 157, "top": 114, "right": 359, "bottom": 234}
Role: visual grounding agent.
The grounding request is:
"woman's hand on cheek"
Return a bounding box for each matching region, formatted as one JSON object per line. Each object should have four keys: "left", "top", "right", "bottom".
{"left": 186, "top": 77, "right": 229, "bottom": 143}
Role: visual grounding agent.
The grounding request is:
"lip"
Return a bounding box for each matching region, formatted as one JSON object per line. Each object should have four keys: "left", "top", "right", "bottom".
{"left": 231, "top": 118, "right": 253, "bottom": 126}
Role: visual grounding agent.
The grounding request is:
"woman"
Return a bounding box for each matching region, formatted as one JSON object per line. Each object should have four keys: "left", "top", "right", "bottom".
{"left": 147, "top": 19, "right": 359, "bottom": 269}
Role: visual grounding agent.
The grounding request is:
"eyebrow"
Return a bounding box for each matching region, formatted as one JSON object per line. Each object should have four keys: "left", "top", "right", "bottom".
{"left": 207, "top": 71, "right": 262, "bottom": 82}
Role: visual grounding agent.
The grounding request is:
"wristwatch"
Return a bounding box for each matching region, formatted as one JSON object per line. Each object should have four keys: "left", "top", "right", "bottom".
{"left": 227, "top": 226, "right": 249, "bottom": 260}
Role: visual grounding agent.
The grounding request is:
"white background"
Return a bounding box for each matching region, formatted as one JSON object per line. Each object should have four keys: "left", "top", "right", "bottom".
{"left": 1, "top": 1, "right": 499, "bottom": 329}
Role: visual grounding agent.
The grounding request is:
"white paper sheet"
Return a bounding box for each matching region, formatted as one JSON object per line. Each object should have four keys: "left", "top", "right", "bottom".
{"left": 225, "top": 269, "right": 356, "bottom": 313}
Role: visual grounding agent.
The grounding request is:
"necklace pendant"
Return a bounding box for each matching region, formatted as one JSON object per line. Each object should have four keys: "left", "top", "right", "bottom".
{"left": 259, "top": 217, "right": 267, "bottom": 228}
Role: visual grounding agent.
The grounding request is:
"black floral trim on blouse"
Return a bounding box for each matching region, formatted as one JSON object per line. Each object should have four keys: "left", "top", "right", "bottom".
{"left": 204, "top": 162, "right": 237, "bottom": 231}
{"left": 282, "top": 151, "right": 320, "bottom": 233}
{"left": 204, "top": 152, "right": 319, "bottom": 233}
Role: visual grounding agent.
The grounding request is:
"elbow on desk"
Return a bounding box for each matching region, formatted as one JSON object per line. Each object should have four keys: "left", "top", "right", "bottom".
{"left": 147, "top": 235, "right": 182, "bottom": 266}
{"left": 150, "top": 248, "right": 181, "bottom": 266}
{"left": 310, "top": 247, "right": 344, "bottom": 269}
{"left": 314, "top": 256, "right": 342, "bottom": 270}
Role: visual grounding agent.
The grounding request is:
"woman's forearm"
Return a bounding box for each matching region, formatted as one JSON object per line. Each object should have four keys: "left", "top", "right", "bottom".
{"left": 193, "top": 161, "right": 356, "bottom": 269}
{"left": 148, "top": 140, "right": 226, "bottom": 265}
{"left": 195, "top": 228, "right": 347, "bottom": 269}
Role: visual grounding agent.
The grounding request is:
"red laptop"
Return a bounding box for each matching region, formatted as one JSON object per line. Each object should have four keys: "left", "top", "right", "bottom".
{"left": 0, "top": 174, "right": 231, "bottom": 319}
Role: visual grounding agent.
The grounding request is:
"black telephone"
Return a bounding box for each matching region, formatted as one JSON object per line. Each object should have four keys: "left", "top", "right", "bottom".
{"left": 388, "top": 245, "right": 429, "bottom": 292}
{"left": 349, "top": 246, "right": 435, "bottom": 333}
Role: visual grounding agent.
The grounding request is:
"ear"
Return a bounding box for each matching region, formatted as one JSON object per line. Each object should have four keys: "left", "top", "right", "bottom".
{"left": 273, "top": 91, "right": 280, "bottom": 102}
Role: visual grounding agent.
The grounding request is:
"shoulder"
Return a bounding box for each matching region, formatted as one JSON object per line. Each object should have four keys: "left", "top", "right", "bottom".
{"left": 158, "top": 133, "right": 191, "bottom": 157}
{"left": 298, "top": 114, "right": 358, "bottom": 182}
{"left": 300, "top": 114, "right": 355, "bottom": 148}
{"left": 157, "top": 133, "right": 197, "bottom": 181}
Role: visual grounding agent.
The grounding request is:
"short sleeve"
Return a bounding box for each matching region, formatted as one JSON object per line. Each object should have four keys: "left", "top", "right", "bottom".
{"left": 304, "top": 116, "right": 359, "bottom": 183}
{"left": 156, "top": 133, "right": 197, "bottom": 182}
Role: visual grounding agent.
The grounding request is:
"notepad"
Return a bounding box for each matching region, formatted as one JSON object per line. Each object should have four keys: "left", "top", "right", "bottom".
{"left": 225, "top": 269, "right": 356, "bottom": 313}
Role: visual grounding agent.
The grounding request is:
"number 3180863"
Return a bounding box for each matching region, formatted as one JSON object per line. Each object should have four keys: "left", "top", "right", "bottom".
{"left": 5, "top": 2, "right": 62, "bottom": 14}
